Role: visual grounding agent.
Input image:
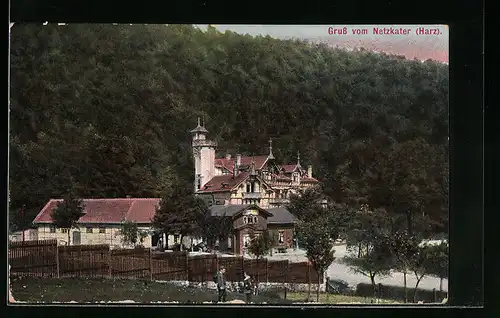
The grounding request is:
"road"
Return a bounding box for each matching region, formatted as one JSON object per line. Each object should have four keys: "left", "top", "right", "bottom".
{"left": 267, "top": 244, "right": 448, "bottom": 292}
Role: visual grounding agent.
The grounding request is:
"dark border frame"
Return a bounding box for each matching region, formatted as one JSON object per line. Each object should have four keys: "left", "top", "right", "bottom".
{"left": 7, "top": 0, "right": 484, "bottom": 317}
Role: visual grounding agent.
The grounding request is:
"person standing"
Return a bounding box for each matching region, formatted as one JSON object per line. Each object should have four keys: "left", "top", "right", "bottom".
{"left": 243, "top": 273, "right": 254, "bottom": 303}
{"left": 215, "top": 266, "right": 227, "bottom": 303}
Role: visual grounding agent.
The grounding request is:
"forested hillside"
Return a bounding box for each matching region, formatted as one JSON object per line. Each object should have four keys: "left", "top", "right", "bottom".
{"left": 9, "top": 24, "right": 449, "bottom": 234}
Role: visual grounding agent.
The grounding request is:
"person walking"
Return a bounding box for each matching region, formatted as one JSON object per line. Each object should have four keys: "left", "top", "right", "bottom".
{"left": 215, "top": 266, "right": 227, "bottom": 303}
{"left": 243, "top": 273, "right": 254, "bottom": 303}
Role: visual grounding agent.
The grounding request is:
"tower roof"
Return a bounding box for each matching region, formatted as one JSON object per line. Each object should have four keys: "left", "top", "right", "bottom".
{"left": 268, "top": 138, "right": 275, "bottom": 160}
{"left": 190, "top": 117, "right": 209, "bottom": 134}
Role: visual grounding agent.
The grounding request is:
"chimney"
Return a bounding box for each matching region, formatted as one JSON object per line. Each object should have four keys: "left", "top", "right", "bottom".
{"left": 307, "top": 165, "right": 313, "bottom": 178}
{"left": 226, "top": 154, "right": 231, "bottom": 160}
{"left": 233, "top": 161, "right": 238, "bottom": 178}
{"left": 236, "top": 154, "right": 241, "bottom": 166}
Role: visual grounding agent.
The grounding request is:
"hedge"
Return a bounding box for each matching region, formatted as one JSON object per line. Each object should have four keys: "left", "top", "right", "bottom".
{"left": 355, "top": 283, "right": 448, "bottom": 303}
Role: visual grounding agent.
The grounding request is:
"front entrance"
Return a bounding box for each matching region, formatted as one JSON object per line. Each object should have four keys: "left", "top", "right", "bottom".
{"left": 72, "top": 231, "right": 81, "bottom": 245}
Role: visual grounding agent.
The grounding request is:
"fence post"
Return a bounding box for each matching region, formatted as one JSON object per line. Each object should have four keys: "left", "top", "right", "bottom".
{"left": 108, "top": 247, "right": 112, "bottom": 279}
{"left": 56, "top": 243, "right": 60, "bottom": 278}
{"left": 149, "top": 248, "right": 153, "bottom": 281}
{"left": 378, "top": 283, "right": 382, "bottom": 299}
{"left": 432, "top": 288, "right": 437, "bottom": 303}
{"left": 185, "top": 251, "right": 189, "bottom": 282}
{"left": 265, "top": 258, "right": 269, "bottom": 284}
{"left": 241, "top": 256, "right": 245, "bottom": 279}
{"left": 284, "top": 260, "right": 289, "bottom": 300}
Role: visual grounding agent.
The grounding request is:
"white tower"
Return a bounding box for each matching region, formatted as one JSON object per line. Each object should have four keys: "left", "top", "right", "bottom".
{"left": 190, "top": 117, "right": 216, "bottom": 192}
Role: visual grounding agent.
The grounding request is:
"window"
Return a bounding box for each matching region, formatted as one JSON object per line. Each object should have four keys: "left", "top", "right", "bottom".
{"left": 174, "top": 235, "right": 179, "bottom": 244}
{"left": 253, "top": 217, "right": 258, "bottom": 223}
{"left": 278, "top": 231, "right": 285, "bottom": 244}
{"left": 250, "top": 182, "right": 255, "bottom": 192}
{"left": 99, "top": 227, "right": 106, "bottom": 234}
{"left": 246, "top": 183, "right": 251, "bottom": 192}
{"left": 61, "top": 228, "right": 68, "bottom": 234}
{"left": 49, "top": 226, "right": 56, "bottom": 233}
{"left": 247, "top": 217, "right": 253, "bottom": 224}
{"left": 86, "top": 227, "right": 93, "bottom": 233}
{"left": 243, "top": 235, "right": 251, "bottom": 248}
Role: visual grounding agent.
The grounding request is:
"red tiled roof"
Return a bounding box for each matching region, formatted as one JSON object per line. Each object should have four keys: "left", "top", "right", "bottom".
{"left": 276, "top": 175, "right": 292, "bottom": 181}
{"left": 33, "top": 198, "right": 160, "bottom": 225}
{"left": 197, "top": 171, "right": 251, "bottom": 193}
{"left": 215, "top": 155, "right": 269, "bottom": 172}
{"left": 301, "top": 176, "right": 319, "bottom": 183}
{"left": 281, "top": 164, "right": 298, "bottom": 173}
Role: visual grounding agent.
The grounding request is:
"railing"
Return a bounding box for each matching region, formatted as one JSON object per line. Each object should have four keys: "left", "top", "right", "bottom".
{"left": 242, "top": 192, "right": 262, "bottom": 199}
{"left": 192, "top": 140, "right": 217, "bottom": 147}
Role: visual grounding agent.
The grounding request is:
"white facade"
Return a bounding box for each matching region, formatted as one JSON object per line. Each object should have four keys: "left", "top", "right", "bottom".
{"left": 36, "top": 224, "right": 153, "bottom": 249}
{"left": 191, "top": 121, "right": 217, "bottom": 192}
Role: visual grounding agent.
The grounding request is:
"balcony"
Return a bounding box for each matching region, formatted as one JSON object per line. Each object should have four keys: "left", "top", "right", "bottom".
{"left": 242, "top": 192, "right": 262, "bottom": 199}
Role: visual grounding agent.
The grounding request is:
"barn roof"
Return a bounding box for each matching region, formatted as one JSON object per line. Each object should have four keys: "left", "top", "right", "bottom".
{"left": 33, "top": 198, "right": 160, "bottom": 225}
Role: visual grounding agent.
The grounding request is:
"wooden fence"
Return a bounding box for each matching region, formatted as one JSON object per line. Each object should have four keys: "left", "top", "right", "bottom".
{"left": 9, "top": 240, "right": 323, "bottom": 284}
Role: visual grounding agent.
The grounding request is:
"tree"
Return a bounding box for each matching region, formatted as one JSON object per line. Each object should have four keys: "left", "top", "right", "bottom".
{"left": 386, "top": 230, "right": 420, "bottom": 303}
{"left": 287, "top": 188, "right": 327, "bottom": 221}
{"left": 344, "top": 240, "right": 393, "bottom": 298}
{"left": 343, "top": 204, "right": 393, "bottom": 298}
{"left": 119, "top": 220, "right": 148, "bottom": 248}
{"left": 409, "top": 244, "right": 434, "bottom": 302}
{"left": 196, "top": 211, "right": 233, "bottom": 250}
{"left": 425, "top": 241, "right": 449, "bottom": 292}
{"left": 50, "top": 191, "right": 85, "bottom": 245}
{"left": 247, "top": 229, "right": 277, "bottom": 293}
{"left": 296, "top": 217, "right": 336, "bottom": 302}
{"left": 152, "top": 183, "right": 208, "bottom": 250}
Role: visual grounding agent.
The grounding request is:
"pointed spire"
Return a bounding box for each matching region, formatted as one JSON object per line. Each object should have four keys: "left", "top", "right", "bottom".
{"left": 297, "top": 150, "right": 301, "bottom": 167}
{"left": 268, "top": 138, "right": 275, "bottom": 160}
{"left": 233, "top": 161, "right": 238, "bottom": 178}
{"left": 250, "top": 157, "right": 257, "bottom": 176}
{"left": 190, "top": 116, "right": 208, "bottom": 134}
{"left": 202, "top": 116, "right": 205, "bottom": 127}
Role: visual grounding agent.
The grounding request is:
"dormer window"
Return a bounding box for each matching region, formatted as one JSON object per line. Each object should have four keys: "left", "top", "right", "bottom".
{"left": 243, "top": 216, "right": 258, "bottom": 224}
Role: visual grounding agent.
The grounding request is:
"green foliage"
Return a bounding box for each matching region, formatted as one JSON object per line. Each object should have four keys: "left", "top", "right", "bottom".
{"left": 343, "top": 205, "right": 393, "bottom": 293}
{"left": 425, "top": 242, "right": 449, "bottom": 280}
{"left": 198, "top": 213, "right": 233, "bottom": 248}
{"left": 119, "top": 220, "right": 147, "bottom": 247}
{"left": 297, "top": 217, "right": 336, "bottom": 276}
{"left": 287, "top": 188, "right": 327, "bottom": 221}
{"left": 10, "top": 24, "right": 448, "bottom": 236}
{"left": 152, "top": 184, "right": 209, "bottom": 244}
{"left": 50, "top": 191, "right": 85, "bottom": 244}
{"left": 247, "top": 230, "right": 276, "bottom": 259}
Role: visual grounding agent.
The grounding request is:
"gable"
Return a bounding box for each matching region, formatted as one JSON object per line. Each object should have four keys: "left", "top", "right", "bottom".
{"left": 232, "top": 204, "right": 273, "bottom": 219}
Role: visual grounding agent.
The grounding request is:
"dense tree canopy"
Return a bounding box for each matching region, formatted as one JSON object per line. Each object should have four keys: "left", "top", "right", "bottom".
{"left": 9, "top": 24, "right": 448, "bottom": 233}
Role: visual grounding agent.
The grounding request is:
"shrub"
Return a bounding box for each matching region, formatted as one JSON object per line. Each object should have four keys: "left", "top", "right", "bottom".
{"left": 355, "top": 283, "right": 447, "bottom": 303}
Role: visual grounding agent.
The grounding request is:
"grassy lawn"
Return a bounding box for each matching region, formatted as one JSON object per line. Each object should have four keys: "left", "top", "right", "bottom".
{"left": 285, "top": 292, "right": 398, "bottom": 304}
{"left": 10, "top": 276, "right": 399, "bottom": 304}
{"left": 10, "top": 276, "right": 293, "bottom": 304}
